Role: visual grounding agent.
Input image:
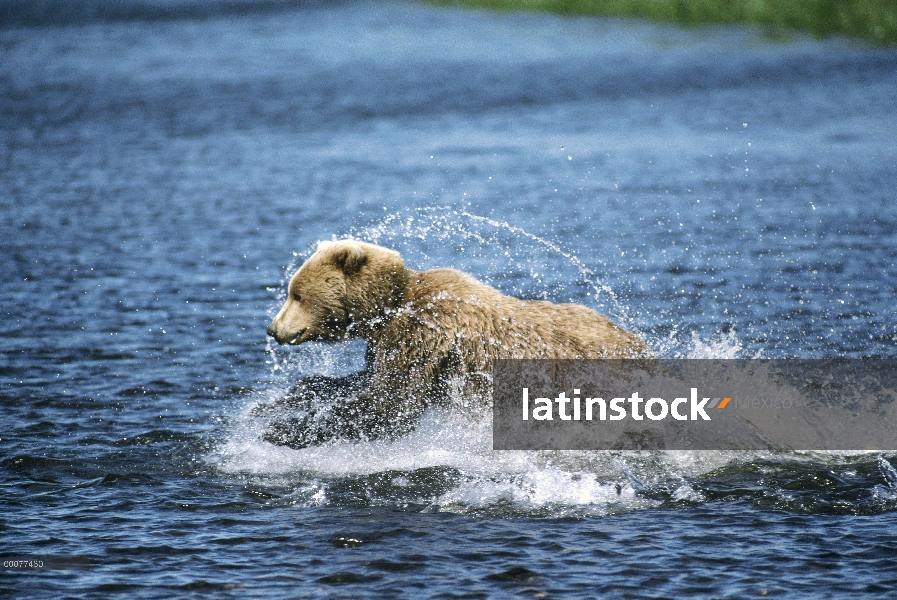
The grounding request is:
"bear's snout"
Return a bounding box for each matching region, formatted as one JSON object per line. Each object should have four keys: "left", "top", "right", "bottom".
{"left": 267, "top": 324, "right": 307, "bottom": 345}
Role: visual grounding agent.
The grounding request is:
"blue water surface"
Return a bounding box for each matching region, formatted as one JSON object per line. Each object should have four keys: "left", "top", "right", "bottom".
{"left": 2, "top": 0, "right": 897, "bottom": 597}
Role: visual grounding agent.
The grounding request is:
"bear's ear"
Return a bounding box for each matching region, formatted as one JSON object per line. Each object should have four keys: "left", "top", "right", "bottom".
{"left": 329, "top": 242, "right": 367, "bottom": 275}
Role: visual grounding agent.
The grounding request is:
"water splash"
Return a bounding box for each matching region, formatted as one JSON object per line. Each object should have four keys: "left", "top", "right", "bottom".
{"left": 354, "top": 206, "right": 626, "bottom": 318}
{"left": 877, "top": 455, "right": 897, "bottom": 504}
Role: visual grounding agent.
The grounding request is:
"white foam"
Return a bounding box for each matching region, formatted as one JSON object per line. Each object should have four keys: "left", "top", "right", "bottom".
{"left": 433, "top": 468, "right": 651, "bottom": 516}
{"left": 212, "top": 384, "right": 753, "bottom": 513}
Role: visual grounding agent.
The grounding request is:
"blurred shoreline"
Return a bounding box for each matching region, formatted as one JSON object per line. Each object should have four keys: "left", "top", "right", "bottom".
{"left": 430, "top": 0, "right": 897, "bottom": 45}
{"left": 2, "top": 0, "right": 895, "bottom": 46}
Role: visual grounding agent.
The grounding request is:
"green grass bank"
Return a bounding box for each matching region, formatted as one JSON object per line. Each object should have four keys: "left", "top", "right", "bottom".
{"left": 430, "top": 0, "right": 897, "bottom": 44}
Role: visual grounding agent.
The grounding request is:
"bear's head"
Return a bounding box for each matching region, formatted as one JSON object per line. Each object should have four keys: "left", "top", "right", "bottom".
{"left": 267, "top": 240, "right": 408, "bottom": 345}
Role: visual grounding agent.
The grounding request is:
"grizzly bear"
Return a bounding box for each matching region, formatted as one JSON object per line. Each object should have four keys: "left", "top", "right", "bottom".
{"left": 260, "top": 240, "right": 651, "bottom": 448}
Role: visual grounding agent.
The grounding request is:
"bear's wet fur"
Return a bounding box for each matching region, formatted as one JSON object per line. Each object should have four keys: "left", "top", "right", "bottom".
{"left": 261, "top": 240, "right": 651, "bottom": 448}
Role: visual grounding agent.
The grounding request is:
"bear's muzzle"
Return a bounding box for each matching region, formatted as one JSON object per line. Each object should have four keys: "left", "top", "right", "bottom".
{"left": 267, "top": 325, "right": 306, "bottom": 345}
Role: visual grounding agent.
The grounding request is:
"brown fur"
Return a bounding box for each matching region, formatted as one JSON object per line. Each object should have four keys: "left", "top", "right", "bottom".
{"left": 268, "top": 240, "right": 651, "bottom": 424}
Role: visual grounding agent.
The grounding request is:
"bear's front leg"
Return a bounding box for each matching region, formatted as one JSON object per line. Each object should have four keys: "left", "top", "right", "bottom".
{"left": 250, "top": 373, "right": 366, "bottom": 418}
{"left": 256, "top": 372, "right": 403, "bottom": 449}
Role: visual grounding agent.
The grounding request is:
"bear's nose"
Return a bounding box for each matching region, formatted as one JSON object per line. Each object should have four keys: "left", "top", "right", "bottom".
{"left": 266, "top": 325, "right": 277, "bottom": 339}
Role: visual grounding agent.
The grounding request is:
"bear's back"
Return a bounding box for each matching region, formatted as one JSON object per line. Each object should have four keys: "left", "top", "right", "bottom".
{"left": 401, "top": 267, "right": 650, "bottom": 361}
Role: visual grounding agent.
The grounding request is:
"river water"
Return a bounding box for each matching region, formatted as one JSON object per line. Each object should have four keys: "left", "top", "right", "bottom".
{"left": 3, "top": 0, "right": 897, "bottom": 597}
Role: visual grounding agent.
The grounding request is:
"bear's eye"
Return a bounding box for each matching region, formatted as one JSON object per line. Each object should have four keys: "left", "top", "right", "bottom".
{"left": 292, "top": 293, "right": 302, "bottom": 302}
